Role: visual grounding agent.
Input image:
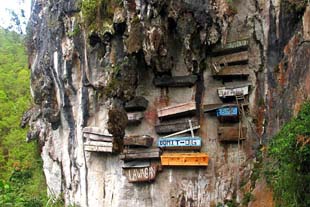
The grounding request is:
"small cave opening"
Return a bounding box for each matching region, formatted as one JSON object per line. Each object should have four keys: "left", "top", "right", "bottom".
{"left": 89, "top": 33, "right": 102, "bottom": 47}
{"left": 113, "top": 22, "right": 127, "bottom": 35}
{"left": 168, "top": 17, "right": 177, "bottom": 33}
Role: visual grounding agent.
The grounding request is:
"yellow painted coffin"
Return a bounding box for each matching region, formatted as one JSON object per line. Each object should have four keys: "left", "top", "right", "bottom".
{"left": 161, "top": 153, "right": 209, "bottom": 166}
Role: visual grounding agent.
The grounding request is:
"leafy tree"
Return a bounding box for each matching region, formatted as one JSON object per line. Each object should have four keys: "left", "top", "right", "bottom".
{"left": 265, "top": 102, "right": 310, "bottom": 207}
{"left": 0, "top": 28, "right": 47, "bottom": 206}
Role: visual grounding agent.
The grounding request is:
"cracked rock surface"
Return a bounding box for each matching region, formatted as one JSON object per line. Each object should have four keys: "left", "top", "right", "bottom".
{"left": 25, "top": 0, "right": 310, "bottom": 206}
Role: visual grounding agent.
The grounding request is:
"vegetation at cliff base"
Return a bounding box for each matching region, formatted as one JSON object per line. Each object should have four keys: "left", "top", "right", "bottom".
{"left": 265, "top": 102, "right": 310, "bottom": 207}
{"left": 0, "top": 28, "right": 47, "bottom": 206}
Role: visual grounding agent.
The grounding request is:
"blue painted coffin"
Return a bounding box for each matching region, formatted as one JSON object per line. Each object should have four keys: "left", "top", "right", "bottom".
{"left": 216, "top": 106, "right": 238, "bottom": 117}
{"left": 158, "top": 136, "right": 202, "bottom": 150}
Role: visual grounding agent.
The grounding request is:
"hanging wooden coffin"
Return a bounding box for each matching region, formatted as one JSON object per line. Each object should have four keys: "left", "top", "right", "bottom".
{"left": 124, "top": 135, "right": 154, "bottom": 147}
{"left": 160, "top": 153, "right": 209, "bottom": 166}
{"left": 125, "top": 96, "right": 149, "bottom": 112}
{"left": 120, "top": 148, "right": 162, "bottom": 161}
{"left": 211, "top": 51, "right": 248, "bottom": 67}
{"left": 211, "top": 39, "right": 249, "bottom": 56}
{"left": 217, "top": 84, "right": 249, "bottom": 98}
{"left": 155, "top": 118, "right": 199, "bottom": 134}
{"left": 123, "top": 161, "right": 159, "bottom": 183}
{"left": 218, "top": 126, "right": 247, "bottom": 142}
{"left": 84, "top": 140, "right": 115, "bottom": 153}
{"left": 158, "top": 136, "right": 202, "bottom": 150}
{"left": 212, "top": 65, "right": 250, "bottom": 77}
{"left": 127, "top": 112, "right": 144, "bottom": 125}
{"left": 216, "top": 105, "right": 239, "bottom": 122}
{"left": 153, "top": 75, "right": 198, "bottom": 87}
{"left": 157, "top": 102, "right": 196, "bottom": 120}
{"left": 83, "top": 127, "right": 113, "bottom": 142}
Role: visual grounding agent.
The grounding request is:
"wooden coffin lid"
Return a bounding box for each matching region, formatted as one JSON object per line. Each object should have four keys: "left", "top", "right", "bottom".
{"left": 123, "top": 135, "right": 154, "bottom": 147}
{"left": 218, "top": 126, "right": 247, "bottom": 142}
{"left": 160, "top": 152, "right": 209, "bottom": 166}
{"left": 122, "top": 160, "right": 151, "bottom": 169}
{"left": 211, "top": 39, "right": 249, "bottom": 56}
{"left": 157, "top": 102, "right": 196, "bottom": 119}
{"left": 211, "top": 51, "right": 248, "bottom": 66}
{"left": 83, "top": 127, "right": 113, "bottom": 142}
{"left": 213, "top": 65, "right": 250, "bottom": 77}
{"left": 125, "top": 96, "right": 149, "bottom": 112}
{"left": 203, "top": 103, "right": 238, "bottom": 113}
{"left": 155, "top": 118, "right": 199, "bottom": 134}
{"left": 120, "top": 147, "right": 162, "bottom": 160}
{"left": 153, "top": 75, "right": 198, "bottom": 87}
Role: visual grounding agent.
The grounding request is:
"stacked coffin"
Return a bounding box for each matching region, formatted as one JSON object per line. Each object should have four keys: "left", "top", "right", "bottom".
{"left": 83, "top": 127, "right": 119, "bottom": 153}
{"left": 210, "top": 39, "right": 250, "bottom": 79}
{"left": 156, "top": 102, "right": 208, "bottom": 167}
{"left": 124, "top": 96, "right": 149, "bottom": 126}
{"left": 209, "top": 39, "right": 251, "bottom": 142}
{"left": 120, "top": 135, "right": 162, "bottom": 182}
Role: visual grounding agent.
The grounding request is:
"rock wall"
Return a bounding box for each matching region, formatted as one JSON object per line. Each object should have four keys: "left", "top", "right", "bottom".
{"left": 25, "top": 0, "right": 310, "bottom": 206}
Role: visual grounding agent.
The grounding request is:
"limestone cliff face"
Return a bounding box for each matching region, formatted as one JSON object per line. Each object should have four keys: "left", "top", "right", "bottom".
{"left": 25, "top": 0, "right": 309, "bottom": 206}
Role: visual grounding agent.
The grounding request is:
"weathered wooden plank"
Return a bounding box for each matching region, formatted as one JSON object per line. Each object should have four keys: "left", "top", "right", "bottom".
{"left": 125, "top": 96, "right": 149, "bottom": 112}
{"left": 123, "top": 160, "right": 151, "bottom": 169}
{"left": 214, "top": 65, "right": 250, "bottom": 77}
{"left": 223, "top": 81, "right": 252, "bottom": 89}
{"left": 161, "top": 153, "right": 209, "bottom": 166}
{"left": 124, "top": 164, "right": 158, "bottom": 182}
{"left": 124, "top": 135, "right": 154, "bottom": 147}
{"left": 211, "top": 51, "right": 248, "bottom": 66}
{"left": 212, "top": 39, "right": 249, "bottom": 56}
{"left": 203, "top": 103, "right": 237, "bottom": 113}
{"left": 155, "top": 118, "right": 199, "bottom": 134}
{"left": 120, "top": 148, "right": 162, "bottom": 160}
{"left": 158, "top": 136, "right": 202, "bottom": 150}
{"left": 83, "top": 127, "right": 107, "bottom": 135}
{"left": 83, "top": 133, "right": 113, "bottom": 142}
{"left": 157, "top": 102, "right": 196, "bottom": 120}
{"left": 84, "top": 145, "right": 114, "bottom": 153}
{"left": 218, "top": 126, "right": 247, "bottom": 142}
{"left": 218, "top": 85, "right": 249, "bottom": 98}
{"left": 84, "top": 141, "right": 113, "bottom": 147}
{"left": 83, "top": 127, "right": 113, "bottom": 142}
{"left": 127, "top": 112, "right": 144, "bottom": 125}
{"left": 154, "top": 75, "right": 198, "bottom": 87}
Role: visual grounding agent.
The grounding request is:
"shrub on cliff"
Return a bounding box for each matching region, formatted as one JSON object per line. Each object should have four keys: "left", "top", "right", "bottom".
{"left": 265, "top": 102, "right": 310, "bottom": 207}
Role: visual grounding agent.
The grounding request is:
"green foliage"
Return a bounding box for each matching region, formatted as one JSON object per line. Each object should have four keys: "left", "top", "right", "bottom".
{"left": 242, "top": 192, "right": 255, "bottom": 206}
{"left": 265, "top": 102, "right": 310, "bottom": 207}
{"left": 0, "top": 28, "right": 47, "bottom": 206}
{"left": 81, "top": 0, "right": 122, "bottom": 35}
